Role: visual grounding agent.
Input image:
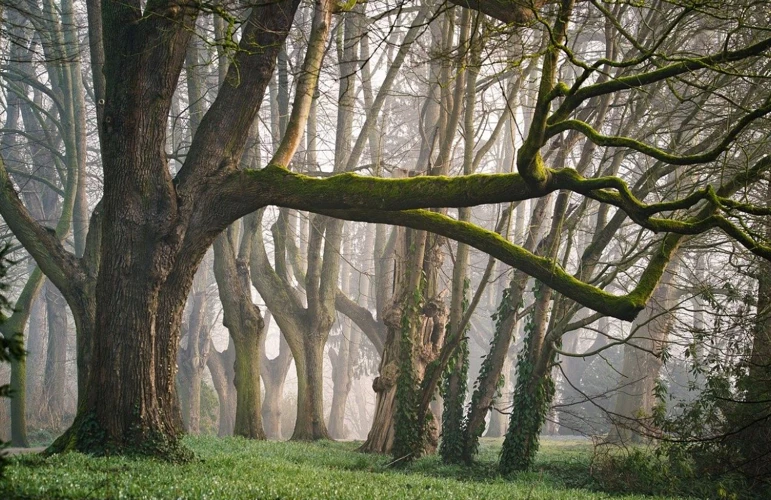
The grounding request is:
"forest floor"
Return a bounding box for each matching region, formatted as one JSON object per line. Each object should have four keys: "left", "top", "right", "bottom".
{"left": 0, "top": 436, "right": 755, "bottom": 499}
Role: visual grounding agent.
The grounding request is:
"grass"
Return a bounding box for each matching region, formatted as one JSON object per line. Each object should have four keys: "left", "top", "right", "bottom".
{"left": 0, "top": 436, "right": 694, "bottom": 499}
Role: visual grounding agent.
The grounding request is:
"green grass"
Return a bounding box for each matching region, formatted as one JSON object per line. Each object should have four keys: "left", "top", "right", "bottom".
{"left": 0, "top": 436, "right": 686, "bottom": 499}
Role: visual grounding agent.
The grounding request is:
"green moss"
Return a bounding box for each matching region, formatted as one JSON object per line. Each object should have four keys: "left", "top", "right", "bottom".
{"left": 46, "top": 413, "right": 194, "bottom": 463}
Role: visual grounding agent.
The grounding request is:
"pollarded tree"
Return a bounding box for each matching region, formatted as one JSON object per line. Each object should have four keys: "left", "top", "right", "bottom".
{"left": 0, "top": 0, "right": 770, "bottom": 460}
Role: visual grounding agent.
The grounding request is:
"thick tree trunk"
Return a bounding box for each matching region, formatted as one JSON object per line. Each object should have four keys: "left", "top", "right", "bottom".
{"left": 292, "top": 336, "right": 329, "bottom": 440}
{"left": 232, "top": 332, "right": 264, "bottom": 439}
{"left": 9, "top": 0, "right": 304, "bottom": 460}
{"left": 358, "top": 334, "right": 399, "bottom": 453}
{"left": 214, "top": 230, "right": 266, "bottom": 440}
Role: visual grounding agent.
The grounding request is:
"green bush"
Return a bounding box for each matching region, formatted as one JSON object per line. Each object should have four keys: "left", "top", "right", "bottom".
{"left": 590, "top": 444, "right": 761, "bottom": 500}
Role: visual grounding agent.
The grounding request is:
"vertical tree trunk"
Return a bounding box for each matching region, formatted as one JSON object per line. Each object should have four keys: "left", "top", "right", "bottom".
{"left": 261, "top": 331, "right": 293, "bottom": 440}
{"left": 607, "top": 265, "right": 678, "bottom": 444}
{"left": 292, "top": 336, "right": 329, "bottom": 440}
{"left": 739, "top": 180, "right": 771, "bottom": 478}
{"left": 25, "top": 294, "right": 46, "bottom": 418}
{"left": 40, "top": 281, "right": 68, "bottom": 430}
{"left": 232, "top": 331, "right": 264, "bottom": 439}
{"left": 484, "top": 352, "right": 512, "bottom": 438}
{"left": 208, "top": 341, "right": 236, "bottom": 437}
{"left": 358, "top": 326, "right": 400, "bottom": 453}
{"left": 328, "top": 322, "right": 355, "bottom": 439}
{"left": 328, "top": 237, "right": 359, "bottom": 439}
{"left": 214, "top": 229, "right": 266, "bottom": 440}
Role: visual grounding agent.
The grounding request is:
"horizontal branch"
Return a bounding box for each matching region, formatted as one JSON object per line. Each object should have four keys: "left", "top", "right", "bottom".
{"left": 315, "top": 208, "right": 647, "bottom": 321}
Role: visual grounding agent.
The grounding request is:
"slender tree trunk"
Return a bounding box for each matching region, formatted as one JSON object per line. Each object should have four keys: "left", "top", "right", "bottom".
{"left": 25, "top": 294, "right": 46, "bottom": 419}
{"left": 261, "top": 331, "right": 293, "bottom": 440}
{"left": 40, "top": 281, "right": 68, "bottom": 430}
{"left": 607, "top": 265, "right": 677, "bottom": 444}
{"left": 208, "top": 341, "right": 236, "bottom": 437}
{"left": 484, "top": 352, "right": 512, "bottom": 438}
{"left": 328, "top": 237, "right": 359, "bottom": 439}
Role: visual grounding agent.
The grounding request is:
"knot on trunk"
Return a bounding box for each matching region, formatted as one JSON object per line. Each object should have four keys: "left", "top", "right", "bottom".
{"left": 372, "top": 362, "right": 399, "bottom": 392}
{"left": 383, "top": 304, "right": 403, "bottom": 330}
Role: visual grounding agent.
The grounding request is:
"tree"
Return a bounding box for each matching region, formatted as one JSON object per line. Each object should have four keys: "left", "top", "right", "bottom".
{"left": 1, "top": 0, "right": 770, "bottom": 461}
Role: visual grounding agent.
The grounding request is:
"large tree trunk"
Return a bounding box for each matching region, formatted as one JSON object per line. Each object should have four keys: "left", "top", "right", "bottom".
{"left": 358, "top": 328, "right": 400, "bottom": 453}
{"left": 292, "top": 336, "right": 329, "bottom": 440}
{"left": 232, "top": 329, "right": 264, "bottom": 439}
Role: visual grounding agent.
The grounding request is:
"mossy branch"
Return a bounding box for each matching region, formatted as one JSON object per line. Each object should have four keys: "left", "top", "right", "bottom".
{"left": 317, "top": 207, "right": 645, "bottom": 321}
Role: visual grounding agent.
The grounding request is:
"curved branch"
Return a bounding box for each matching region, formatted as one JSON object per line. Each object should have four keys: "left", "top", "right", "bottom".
{"left": 547, "top": 97, "right": 771, "bottom": 166}
{"left": 0, "top": 157, "right": 82, "bottom": 293}
{"left": 317, "top": 208, "right": 646, "bottom": 321}
{"left": 552, "top": 34, "right": 771, "bottom": 122}
{"left": 334, "top": 291, "right": 385, "bottom": 354}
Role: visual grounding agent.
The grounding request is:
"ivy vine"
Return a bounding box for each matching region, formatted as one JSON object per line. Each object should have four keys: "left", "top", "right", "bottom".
{"left": 499, "top": 281, "right": 555, "bottom": 475}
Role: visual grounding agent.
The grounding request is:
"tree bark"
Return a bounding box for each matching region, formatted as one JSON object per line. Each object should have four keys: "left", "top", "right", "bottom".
{"left": 214, "top": 228, "right": 266, "bottom": 440}
{"left": 207, "top": 340, "right": 236, "bottom": 437}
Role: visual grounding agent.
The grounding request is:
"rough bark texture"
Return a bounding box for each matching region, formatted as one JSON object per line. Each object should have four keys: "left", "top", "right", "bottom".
{"left": 43, "top": 0, "right": 302, "bottom": 458}
{"left": 214, "top": 230, "right": 266, "bottom": 440}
